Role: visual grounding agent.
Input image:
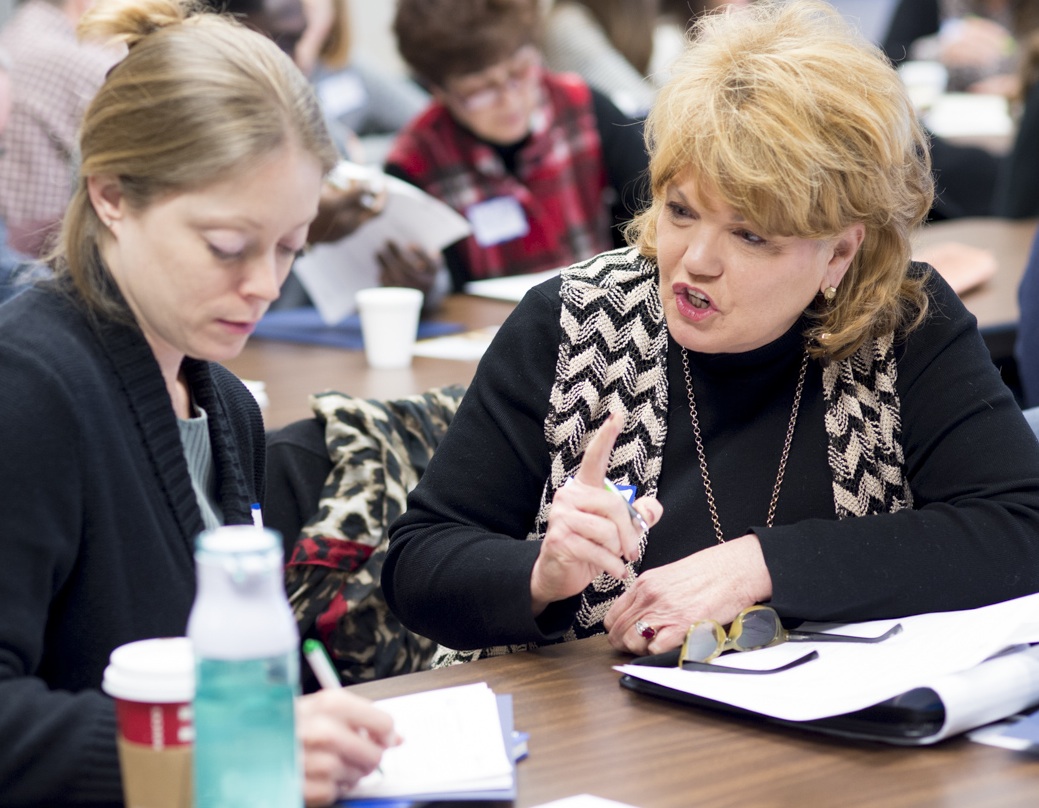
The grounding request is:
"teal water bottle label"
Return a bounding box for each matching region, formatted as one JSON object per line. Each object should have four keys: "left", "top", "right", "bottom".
{"left": 192, "top": 654, "right": 302, "bottom": 808}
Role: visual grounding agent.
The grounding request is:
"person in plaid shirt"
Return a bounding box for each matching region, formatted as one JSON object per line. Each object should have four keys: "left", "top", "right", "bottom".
{"left": 382, "top": 0, "right": 649, "bottom": 295}
{"left": 0, "top": 0, "right": 119, "bottom": 259}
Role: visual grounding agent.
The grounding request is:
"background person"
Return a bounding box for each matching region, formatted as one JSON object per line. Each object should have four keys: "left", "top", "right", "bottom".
{"left": 882, "top": 0, "right": 1039, "bottom": 95}
{"left": 994, "top": 25, "right": 1039, "bottom": 216}
{"left": 541, "top": 0, "right": 661, "bottom": 119}
{"left": 382, "top": 0, "right": 648, "bottom": 295}
{"left": 0, "top": 0, "right": 120, "bottom": 259}
{"left": 0, "top": 0, "right": 394, "bottom": 804}
{"left": 382, "top": 0, "right": 1039, "bottom": 664}
{"left": 0, "top": 47, "right": 35, "bottom": 303}
{"left": 294, "top": 0, "right": 428, "bottom": 165}
{"left": 880, "top": 0, "right": 1039, "bottom": 221}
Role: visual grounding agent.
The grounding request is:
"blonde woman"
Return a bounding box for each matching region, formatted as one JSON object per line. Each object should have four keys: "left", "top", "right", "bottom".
{"left": 384, "top": 0, "right": 1039, "bottom": 663}
{"left": 0, "top": 0, "right": 394, "bottom": 803}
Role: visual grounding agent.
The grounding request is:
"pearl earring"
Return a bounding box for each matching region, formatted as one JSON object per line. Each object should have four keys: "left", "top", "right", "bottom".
{"left": 823, "top": 286, "right": 837, "bottom": 302}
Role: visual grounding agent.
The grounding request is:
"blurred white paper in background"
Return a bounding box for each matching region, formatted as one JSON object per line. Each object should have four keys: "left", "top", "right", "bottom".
{"left": 294, "top": 162, "right": 471, "bottom": 324}
{"left": 413, "top": 326, "right": 500, "bottom": 361}
{"left": 464, "top": 267, "right": 563, "bottom": 302}
{"left": 924, "top": 93, "right": 1013, "bottom": 139}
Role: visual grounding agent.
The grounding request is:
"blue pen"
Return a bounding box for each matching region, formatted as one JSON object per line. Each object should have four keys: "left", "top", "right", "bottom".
{"left": 250, "top": 502, "right": 263, "bottom": 528}
{"left": 603, "top": 478, "right": 650, "bottom": 534}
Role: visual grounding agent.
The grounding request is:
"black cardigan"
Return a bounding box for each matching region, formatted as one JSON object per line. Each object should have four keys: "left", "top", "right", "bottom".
{"left": 0, "top": 284, "right": 265, "bottom": 806}
{"left": 383, "top": 267, "right": 1039, "bottom": 652}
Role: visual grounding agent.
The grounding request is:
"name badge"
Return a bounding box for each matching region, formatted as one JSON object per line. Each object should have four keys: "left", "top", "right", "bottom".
{"left": 316, "top": 72, "right": 368, "bottom": 118}
{"left": 466, "top": 196, "right": 530, "bottom": 247}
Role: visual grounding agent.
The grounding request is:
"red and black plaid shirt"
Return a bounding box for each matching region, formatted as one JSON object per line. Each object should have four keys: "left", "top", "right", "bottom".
{"left": 386, "top": 71, "right": 613, "bottom": 282}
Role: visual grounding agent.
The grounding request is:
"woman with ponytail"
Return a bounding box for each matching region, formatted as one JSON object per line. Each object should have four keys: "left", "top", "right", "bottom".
{"left": 0, "top": 1, "right": 395, "bottom": 804}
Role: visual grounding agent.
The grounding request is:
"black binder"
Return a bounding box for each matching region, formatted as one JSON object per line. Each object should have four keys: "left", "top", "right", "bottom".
{"left": 619, "top": 649, "right": 947, "bottom": 744}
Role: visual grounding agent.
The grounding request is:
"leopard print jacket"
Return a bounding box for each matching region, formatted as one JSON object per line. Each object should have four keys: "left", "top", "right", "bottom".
{"left": 285, "top": 385, "right": 466, "bottom": 684}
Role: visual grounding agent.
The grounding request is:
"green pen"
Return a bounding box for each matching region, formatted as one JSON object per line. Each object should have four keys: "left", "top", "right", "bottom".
{"left": 302, "top": 639, "right": 342, "bottom": 690}
{"left": 303, "top": 640, "right": 385, "bottom": 776}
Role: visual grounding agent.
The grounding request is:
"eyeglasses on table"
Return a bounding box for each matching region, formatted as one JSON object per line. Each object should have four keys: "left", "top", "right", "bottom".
{"left": 678, "top": 605, "right": 903, "bottom": 675}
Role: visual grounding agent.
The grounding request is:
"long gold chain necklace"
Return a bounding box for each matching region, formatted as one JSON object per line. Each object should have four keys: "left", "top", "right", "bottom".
{"left": 680, "top": 349, "right": 809, "bottom": 544}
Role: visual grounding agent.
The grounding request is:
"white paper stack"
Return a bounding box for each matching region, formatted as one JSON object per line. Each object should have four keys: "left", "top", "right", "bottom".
{"left": 343, "top": 682, "right": 516, "bottom": 802}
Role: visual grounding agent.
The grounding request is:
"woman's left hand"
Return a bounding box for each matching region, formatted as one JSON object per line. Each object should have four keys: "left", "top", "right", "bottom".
{"left": 602, "top": 533, "right": 773, "bottom": 655}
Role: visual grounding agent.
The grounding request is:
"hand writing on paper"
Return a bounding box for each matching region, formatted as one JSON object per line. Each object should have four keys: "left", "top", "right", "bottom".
{"left": 296, "top": 688, "right": 401, "bottom": 806}
{"left": 603, "top": 533, "right": 773, "bottom": 655}
{"left": 531, "top": 413, "right": 662, "bottom": 617}
{"left": 376, "top": 240, "right": 440, "bottom": 297}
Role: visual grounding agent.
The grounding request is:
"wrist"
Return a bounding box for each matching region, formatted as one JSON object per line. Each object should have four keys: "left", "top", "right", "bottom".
{"left": 737, "top": 533, "right": 773, "bottom": 604}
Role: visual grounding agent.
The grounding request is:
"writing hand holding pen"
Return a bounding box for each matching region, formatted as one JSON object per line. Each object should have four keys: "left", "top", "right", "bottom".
{"left": 531, "top": 412, "right": 663, "bottom": 617}
{"left": 296, "top": 640, "right": 400, "bottom": 806}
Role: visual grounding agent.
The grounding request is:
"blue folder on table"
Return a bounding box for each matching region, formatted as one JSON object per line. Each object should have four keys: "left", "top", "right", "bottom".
{"left": 252, "top": 307, "right": 464, "bottom": 350}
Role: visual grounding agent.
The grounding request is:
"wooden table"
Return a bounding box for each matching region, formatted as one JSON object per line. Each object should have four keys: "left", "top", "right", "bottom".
{"left": 913, "top": 217, "right": 1038, "bottom": 334}
{"left": 349, "top": 635, "right": 1039, "bottom": 808}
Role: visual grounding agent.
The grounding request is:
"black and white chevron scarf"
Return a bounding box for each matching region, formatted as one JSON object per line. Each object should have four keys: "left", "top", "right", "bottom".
{"left": 433, "top": 247, "right": 912, "bottom": 666}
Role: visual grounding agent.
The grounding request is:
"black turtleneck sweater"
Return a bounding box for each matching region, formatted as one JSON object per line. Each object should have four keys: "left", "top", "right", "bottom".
{"left": 381, "top": 269, "right": 1039, "bottom": 652}
{"left": 0, "top": 284, "right": 265, "bottom": 806}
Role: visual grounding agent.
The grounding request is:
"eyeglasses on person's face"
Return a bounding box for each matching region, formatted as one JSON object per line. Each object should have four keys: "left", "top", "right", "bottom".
{"left": 680, "top": 605, "right": 903, "bottom": 666}
{"left": 442, "top": 45, "right": 541, "bottom": 112}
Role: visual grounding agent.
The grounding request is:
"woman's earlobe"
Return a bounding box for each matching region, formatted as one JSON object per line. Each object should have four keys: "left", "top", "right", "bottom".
{"left": 86, "top": 174, "right": 125, "bottom": 229}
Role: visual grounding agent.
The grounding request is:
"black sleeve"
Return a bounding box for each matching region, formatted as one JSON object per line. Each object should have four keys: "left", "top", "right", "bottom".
{"left": 760, "top": 269, "right": 1039, "bottom": 621}
{"left": 0, "top": 340, "right": 123, "bottom": 806}
{"left": 383, "top": 278, "right": 572, "bottom": 650}
{"left": 994, "top": 79, "right": 1039, "bottom": 218}
{"left": 1014, "top": 231, "right": 1039, "bottom": 407}
{"left": 265, "top": 418, "right": 333, "bottom": 557}
{"left": 590, "top": 88, "right": 650, "bottom": 249}
{"left": 927, "top": 132, "right": 999, "bottom": 220}
{"left": 881, "top": 0, "right": 941, "bottom": 65}
{"left": 383, "top": 161, "right": 471, "bottom": 292}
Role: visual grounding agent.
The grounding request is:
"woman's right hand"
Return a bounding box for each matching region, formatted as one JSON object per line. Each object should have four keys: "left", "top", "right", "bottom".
{"left": 531, "top": 413, "right": 662, "bottom": 616}
{"left": 296, "top": 688, "right": 400, "bottom": 807}
{"left": 376, "top": 240, "right": 440, "bottom": 297}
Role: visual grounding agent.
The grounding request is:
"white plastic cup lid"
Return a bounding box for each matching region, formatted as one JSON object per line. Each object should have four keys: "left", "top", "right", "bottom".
{"left": 102, "top": 637, "right": 194, "bottom": 703}
{"left": 355, "top": 286, "right": 423, "bottom": 310}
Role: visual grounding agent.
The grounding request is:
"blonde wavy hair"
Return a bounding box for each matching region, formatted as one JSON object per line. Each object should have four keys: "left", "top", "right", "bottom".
{"left": 628, "top": 0, "right": 935, "bottom": 361}
{"left": 54, "top": 0, "right": 337, "bottom": 321}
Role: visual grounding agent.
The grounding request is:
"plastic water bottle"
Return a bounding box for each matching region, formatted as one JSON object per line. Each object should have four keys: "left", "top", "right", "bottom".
{"left": 187, "top": 526, "right": 302, "bottom": 808}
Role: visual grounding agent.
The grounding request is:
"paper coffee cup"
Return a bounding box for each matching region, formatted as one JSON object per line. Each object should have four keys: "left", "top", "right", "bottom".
{"left": 355, "top": 286, "right": 424, "bottom": 369}
{"left": 102, "top": 637, "right": 194, "bottom": 808}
